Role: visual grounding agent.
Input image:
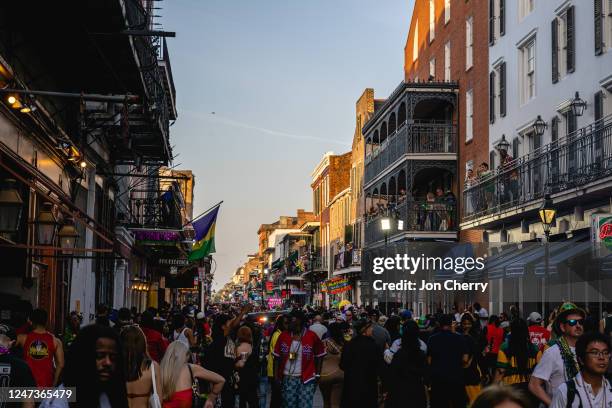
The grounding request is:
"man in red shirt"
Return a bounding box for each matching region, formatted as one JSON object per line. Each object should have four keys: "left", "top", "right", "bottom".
{"left": 527, "top": 312, "right": 550, "bottom": 351}
{"left": 273, "top": 309, "right": 325, "bottom": 408}
{"left": 16, "top": 308, "right": 64, "bottom": 387}
{"left": 139, "top": 311, "right": 168, "bottom": 362}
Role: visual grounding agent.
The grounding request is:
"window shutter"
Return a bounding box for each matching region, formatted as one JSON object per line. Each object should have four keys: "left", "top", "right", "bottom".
{"left": 489, "top": 0, "right": 495, "bottom": 45}
{"left": 500, "top": 62, "right": 506, "bottom": 117}
{"left": 595, "top": 0, "right": 604, "bottom": 55}
{"left": 490, "top": 151, "right": 496, "bottom": 170}
{"left": 566, "top": 6, "right": 575, "bottom": 73}
{"left": 490, "top": 71, "right": 496, "bottom": 123}
{"left": 500, "top": 0, "right": 505, "bottom": 36}
{"left": 512, "top": 138, "right": 519, "bottom": 159}
{"left": 552, "top": 18, "right": 559, "bottom": 84}
{"left": 594, "top": 91, "right": 603, "bottom": 122}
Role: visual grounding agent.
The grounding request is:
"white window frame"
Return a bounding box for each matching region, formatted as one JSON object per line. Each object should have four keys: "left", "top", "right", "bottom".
{"left": 444, "top": 41, "right": 451, "bottom": 81}
{"left": 555, "top": 10, "right": 569, "bottom": 78}
{"left": 492, "top": 61, "right": 504, "bottom": 119}
{"left": 519, "top": 38, "right": 536, "bottom": 104}
{"left": 466, "top": 89, "right": 474, "bottom": 142}
{"left": 429, "top": 57, "right": 436, "bottom": 79}
{"left": 413, "top": 19, "right": 419, "bottom": 61}
{"left": 445, "top": 0, "right": 451, "bottom": 24}
{"left": 519, "top": 0, "right": 534, "bottom": 20}
{"left": 429, "top": 0, "right": 436, "bottom": 42}
{"left": 466, "top": 17, "right": 473, "bottom": 70}
{"left": 605, "top": 0, "right": 612, "bottom": 50}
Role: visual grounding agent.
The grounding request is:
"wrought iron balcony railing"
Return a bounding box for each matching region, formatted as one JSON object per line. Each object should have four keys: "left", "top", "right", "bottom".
{"left": 333, "top": 248, "right": 361, "bottom": 271}
{"left": 462, "top": 115, "right": 612, "bottom": 222}
{"left": 364, "top": 200, "right": 458, "bottom": 244}
{"left": 364, "top": 120, "right": 457, "bottom": 184}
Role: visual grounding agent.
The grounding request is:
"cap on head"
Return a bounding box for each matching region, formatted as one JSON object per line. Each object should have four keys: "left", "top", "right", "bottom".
{"left": 196, "top": 312, "right": 205, "bottom": 320}
{"left": 527, "top": 312, "right": 543, "bottom": 323}
{"left": 400, "top": 310, "right": 412, "bottom": 320}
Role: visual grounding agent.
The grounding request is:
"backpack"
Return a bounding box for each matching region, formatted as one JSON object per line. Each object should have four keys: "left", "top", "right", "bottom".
{"left": 565, "top": 379, "right": 582, "bottom": 408}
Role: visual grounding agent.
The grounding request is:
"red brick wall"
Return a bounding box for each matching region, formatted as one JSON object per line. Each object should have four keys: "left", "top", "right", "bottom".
{"left": 329, "top": 152, "right": 351, "bottom": 200}
{"left": 404, "top": 0, "right": 487, "bottom": 242}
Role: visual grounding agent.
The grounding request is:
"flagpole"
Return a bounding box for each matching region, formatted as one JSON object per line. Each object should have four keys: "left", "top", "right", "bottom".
{"left": 183, "top": 200, "right": 223, "bottom": 228}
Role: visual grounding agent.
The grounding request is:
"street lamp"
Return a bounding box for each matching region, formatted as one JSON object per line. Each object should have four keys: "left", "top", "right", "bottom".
{"left": 532, "top": 116, "right": 548, "bottom": 137}
{"left": 36, "top": 202, "right": 59, "bottom": 245}
{"left": 0, "top": 179, "right": 24, "bottom": 234}
{"left": 570, "top": 92, "right": 587, "bottom": 117}
{"left": 494, "top": 134, "right": 511, "bottom": 152}
{"left": 538, "top": 194, "right": 556, "bottom": 240}
{"left": 58, "top": 216, "right": 79, "bottom": 254}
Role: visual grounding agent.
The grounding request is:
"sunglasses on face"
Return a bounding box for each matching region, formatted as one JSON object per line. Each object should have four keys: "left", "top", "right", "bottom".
{"left": 564, "top": 319, "right": 584, "bottom": 327}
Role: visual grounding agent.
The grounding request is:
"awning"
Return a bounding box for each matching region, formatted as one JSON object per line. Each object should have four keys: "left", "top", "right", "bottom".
{"left": 290, "top": 290, "right": 307, "bottom": 296}
{"left": 332, "top": 266, "right": 361, "bottom": 276}
{"left": 487, "top": 244, "right": 541, "bottom": 278}
{"left": 533, "top": 241, "right": 592, "bottom": 275}
{"left": 284, "top": 276, "right": 304, "bottom": 282}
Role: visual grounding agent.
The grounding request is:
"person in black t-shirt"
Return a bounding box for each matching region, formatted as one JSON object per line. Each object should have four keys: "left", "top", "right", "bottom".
{"left": 0, "top": 324, "right": 36, "bottom": 408}
{"left": 427, "top": 314, "right": 470, "bottom": 408}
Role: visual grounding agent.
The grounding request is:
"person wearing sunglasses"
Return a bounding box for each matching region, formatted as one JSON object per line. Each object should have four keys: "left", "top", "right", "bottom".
{"left": 550, "top": 331, "right": 612, "bottom": 407}
{"left": 529, "top": 302, "right": 585, "bottom": 406}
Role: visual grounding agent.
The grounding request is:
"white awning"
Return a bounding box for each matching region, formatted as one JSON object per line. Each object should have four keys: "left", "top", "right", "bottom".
{"left": 332, "top": 266, "right": 361, "bottom": 276}
{"left": 284, "top": 276, "right": 304, "bottom": 281}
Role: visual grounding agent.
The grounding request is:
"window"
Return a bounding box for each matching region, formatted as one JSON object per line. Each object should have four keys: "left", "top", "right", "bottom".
{"left": 512, "top": 137, "right": 520, "bottom": 158}
{"left": 489, "top": 0, "right": 505, "bottom": 44}
{"left": 466, "top": 89, "right": 474, "bottom": 142}
{"left": 466, "top": 17, "right": 473, "bottom": 70}
{"left": 490, "top": 150, "right": 496, "bottom": 170}
{"left": 429, "top": 57, "right": 436, "bottom": 79}
{"left": 520, "top": 39, "right": 536, "bottom": 104}
{"left": 413, "top": 20, "right": 419, "bottom": 61}
{"left": 491, "top": 62, "right": 507, "bottom": 119}
{"left": 552, "top": 6, "right": 575, "bottom": 83}
{"left": 429, "top": 0, "right": 435, "bottom": 42}
{"left": 519, "top": 0, "right": 534, "bottom": 20}
{"left": 445, "top": 0, "right": 450, "bottom": 24}
{"left": 489, "top": 71, "right": 496, "bottom": 123}
{"left": 444, "top": 41, "right": 451, "bottom": 81}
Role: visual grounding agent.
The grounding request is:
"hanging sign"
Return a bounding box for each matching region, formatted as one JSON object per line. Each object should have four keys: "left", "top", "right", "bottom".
{"left": 322, "top": 277, "right": 352, "bottom": 294}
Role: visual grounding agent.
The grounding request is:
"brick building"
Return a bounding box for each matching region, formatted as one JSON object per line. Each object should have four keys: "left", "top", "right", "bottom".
{"left": 404, "top": 0, "right": 489, "bottom": 242}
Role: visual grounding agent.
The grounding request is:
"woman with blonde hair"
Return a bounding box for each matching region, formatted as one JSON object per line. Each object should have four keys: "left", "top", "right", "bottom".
{"left": 161, "top": 341, "right": 225, "bottom": 408}
{"left": 121, "top": 325, "right": 163, "bottom": 408}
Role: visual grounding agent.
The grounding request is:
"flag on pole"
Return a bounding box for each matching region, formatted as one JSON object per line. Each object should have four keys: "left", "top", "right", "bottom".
{"left": 188, "top": 205, "right": 220, "bottom": 261}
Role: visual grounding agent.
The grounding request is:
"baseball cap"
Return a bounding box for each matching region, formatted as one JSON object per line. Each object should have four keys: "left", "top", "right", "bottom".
{"left": 527, "top": 312, "right": 543, "bottom": 323}
{"left": 196, "top": 312, "right": 205, "bottom": 320}
{"left": 500, "top": 321, "right": 510, "bottom": 329}
{"left": 400, "top": 310, "right": 412, "bottom": 320}
{"left": 0, "top": 324, "right": 16, "bottom": 341}
{"left": 187, "top": 311, "right": 195, "bottom": 318}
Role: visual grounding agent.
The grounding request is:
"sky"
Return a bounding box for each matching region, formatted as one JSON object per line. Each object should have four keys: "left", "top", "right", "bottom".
{"left": 163, "top": 0, "right": 413, "bottom": 290}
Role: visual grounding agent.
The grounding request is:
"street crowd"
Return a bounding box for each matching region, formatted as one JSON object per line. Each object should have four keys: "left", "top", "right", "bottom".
{"left": 1, "top": 300, "right": 612, "bottom": 408}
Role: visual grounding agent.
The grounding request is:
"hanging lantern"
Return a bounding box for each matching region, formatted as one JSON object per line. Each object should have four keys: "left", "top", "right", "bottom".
{"left": 58, "top": 216, "right": 79, "bottom": 254}
{"left": 0, "top": 179, "right": 24, "bottom": 233}
{"left": 36, "top": 202, "right": 58, "bottom": 245}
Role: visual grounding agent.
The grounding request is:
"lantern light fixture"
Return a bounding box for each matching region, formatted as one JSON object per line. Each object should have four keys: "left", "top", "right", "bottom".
{"left": 58, "top": 216, "right": 79, "bottom": 254}
{"left": 36, "top": 202, "right": 59, "bottom": 245}
{"left": 0, "top": 179, "right": 24, "bottom": 234}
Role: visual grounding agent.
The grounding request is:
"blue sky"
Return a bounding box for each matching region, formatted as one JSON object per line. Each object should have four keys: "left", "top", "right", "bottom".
{"left": 163, "top": 0, "right": 413, "bottom": 289}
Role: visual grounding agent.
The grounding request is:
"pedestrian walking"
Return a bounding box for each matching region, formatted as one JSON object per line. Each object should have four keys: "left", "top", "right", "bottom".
{"left": 319, "top": 322, "right": 347, "bottom": 408}
{"left": 120, "top": 325, "right": 163, "bottom": 408}
{"left": 472, "top": 385, "right": 533, "bottom": 408}
{"left": 550, "top": 332, "right": 612, "bottom": 407}
{"left": 267, "top": 314, "right": 287, "bottom": 408}
{"left": 368, "top": 309, "right": 391, "bottom": 352}
{"left": 273, "top": 309, "right": 325, "bottom": 408}
{"left": 0, "top": 323, "right": 36, "bottom": 408}
{"left": 339, "top": 318, "right": 382, "bottom": 408}
{"left": 39, "top": 324, "right": 129, "bottom": 408}
{"left": 495, "top": 318, "right": 541, "bottom": 407}
{"left": 529, "top": 302, "right": 585, "bottom": 406}
{"left": 385, "top": 320, "right": 426, "bottom": 408}
{"left": 527, "top": 312, "right": 550, "bottom": 352}
{"left": 140, "top": 311, "right": 169, "bottom": 363}
{"left": 171, "top": 314, "right": 196, "bottom": 349}
{"left": 485, "top": 315, "right": 505, "bottom": 383}
{"left": 460, "top": 313, "right": 484, "bottom": 404}
{"left": 427, "top": 314, "right": 469, "bottom": 408}
{"left": 16, "top": 308, "right": 64, "bottom": 387}
{"left": 235, "top": 326, "right": 258, "bottom": 408}
{"left": 62, "top": 311, "right": 82, "bottom": 349}
{"left": 309, "top": 314, "right": 328, "bottom": 341}
{"left": 160, "top": 341, "right": 225, "bottom": 408}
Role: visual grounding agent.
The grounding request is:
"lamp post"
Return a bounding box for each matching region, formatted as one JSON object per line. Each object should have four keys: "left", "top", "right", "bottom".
{"left": 262, "top": 268, "right": 269, "bottom": 309}
{"left": 532, "top": 116, "right": 548, "bottom": 138}
{"left": 538, "top": 194, "right": 556, "bottom": 315}
{"left": 0, "top": 179, "right": 24, "bottom": 234}
{"left": 570, "top": 92, "right": 587, "bottom": 117}
{"left": 380, "top": 212, "right": 402, "bottom": 315}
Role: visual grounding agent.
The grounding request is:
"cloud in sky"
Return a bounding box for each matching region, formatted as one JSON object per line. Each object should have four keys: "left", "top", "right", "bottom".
{"left": 183, "top": 110, "right": 347, "bottom": 146}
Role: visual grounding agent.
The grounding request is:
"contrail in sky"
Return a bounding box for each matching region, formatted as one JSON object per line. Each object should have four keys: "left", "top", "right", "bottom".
{"left": 183, "top": 110, "right": 347, "bottom": 146}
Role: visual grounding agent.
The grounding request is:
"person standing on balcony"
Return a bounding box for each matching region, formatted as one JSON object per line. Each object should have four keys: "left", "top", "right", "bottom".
{"left": 477, "top": 162, "right": 494, "bottom": 211}
{"left": 465, "top": 168, "right": 478, "bottom": 215}
{"left": 498, "top": 147, "right": 518, "bottom": 203}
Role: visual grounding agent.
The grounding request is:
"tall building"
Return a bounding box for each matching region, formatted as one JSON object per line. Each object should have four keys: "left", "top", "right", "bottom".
{"left": 460, "top": 0, "right": 612, "bottom": 315}
{"left": 404, "top": 0, "right": 489, "bottom": 242}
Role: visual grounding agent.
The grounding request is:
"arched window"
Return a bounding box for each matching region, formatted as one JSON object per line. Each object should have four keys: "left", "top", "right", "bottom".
{"left": 373, "top": 130, "right": 380, "bottom": 146}
{"left": 388, "top": 177, "right": 397, "bottom": 203}
{"left": 366, "top": 137, "right": 372, "bottom": 156}
{"left": 389, "top": 113, "right": 396, "bottom": 134}
{"left": 398, "top": 170, "right": 407, "bottom": 204}
{"left": 380, "top": 122, "right": 388, "bottom": 144}
{"left": 398, "top": 102, "right": 406, "bottom": 125}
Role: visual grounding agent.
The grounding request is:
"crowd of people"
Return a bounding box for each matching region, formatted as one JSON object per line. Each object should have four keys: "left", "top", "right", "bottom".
{"left": 1, "top": 300, "right": 611, "bottom": 408}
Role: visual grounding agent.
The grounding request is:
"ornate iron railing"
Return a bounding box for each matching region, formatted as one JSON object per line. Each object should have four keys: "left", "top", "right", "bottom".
{"left": 462, "top": 115, "right": 612, "bottom": 221}
{"left": 333, "top": 248, "right": 361, "bottom": 271}
{"left": 364, "top": 121, "right": 457, "bottom": 183}
{"left": 364, "top": 200, "right": 458, "bottom": 244}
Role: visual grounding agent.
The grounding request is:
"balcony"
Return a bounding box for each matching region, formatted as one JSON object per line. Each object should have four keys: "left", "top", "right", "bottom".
{"left": 365, "top": 200, "right": 458, "bottom": 245}
{"left": 364, "top": 120, "right": 457, "bottom": 184}
{"left": 462, "top": 115, "right": 612, "bottom": 227}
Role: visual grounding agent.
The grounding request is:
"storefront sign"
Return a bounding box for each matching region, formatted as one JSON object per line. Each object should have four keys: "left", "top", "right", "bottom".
{"left": 592, "top": 214, "right": 612, "bottom": 254}
{"left": 322, "top": 277, "right": 352, "bottom": 295}
{"left": 158, "top": 258, "right": 191, "bottom": 266}
{"left": 267, "top": 297, "right": 282, "bottom": 308}
{"left": 133, "top": 229, "right": 182, "bottom": 245}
